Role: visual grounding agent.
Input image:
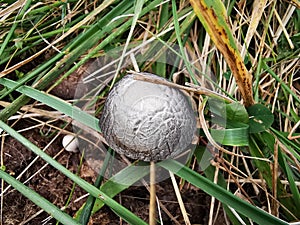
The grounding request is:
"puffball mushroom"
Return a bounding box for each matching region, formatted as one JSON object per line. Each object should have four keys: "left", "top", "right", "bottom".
{"left": 62, "top": 134, "right": 79, "bottom": 153}
{"left": 99, "top": 73, "right": 197, "bottom": 162}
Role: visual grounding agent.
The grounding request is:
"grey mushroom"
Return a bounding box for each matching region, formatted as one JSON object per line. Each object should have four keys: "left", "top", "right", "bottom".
{"left": 99, "top": 72, "right": 197, "bottom": 161}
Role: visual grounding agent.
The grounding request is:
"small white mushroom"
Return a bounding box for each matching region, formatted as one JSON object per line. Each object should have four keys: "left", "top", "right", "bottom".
{"left": 62, "top": 134, "right": 79, "bottom": 153}
{"left": 99, "top": 73, "right": 197, "bottom": 161}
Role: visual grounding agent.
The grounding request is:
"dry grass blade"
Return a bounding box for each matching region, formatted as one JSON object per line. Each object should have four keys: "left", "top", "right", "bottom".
{"left": 0, "top": 0, "right": 26, "bottom": 21}
{"left": 241, "top": 0, "right": 268, "bottom": 58}
{"left": 169, "top": 171, "right": 191, "bottom": 225}
{"left": 272, "top": 140, "right": 279, "bottom": 216}
{"left": 288, "top": 120, "right": 300, "bottom": 140}
{"left": 286, "top": 0, "right": 300, "bottom": 9}
{"left": 112, "top": 0, "right": 144, "bottom": 87}
{"left": 208, "top": 166, "right": 219, "bottom": 225}
{"left": 274, "top": 8, "right": 295, "bottom": 49}
{"left": 131, "top": 71, "right": 233, "bottom": 102}
{"left": 190, "top": 0, "right": 254, "bottom": 106}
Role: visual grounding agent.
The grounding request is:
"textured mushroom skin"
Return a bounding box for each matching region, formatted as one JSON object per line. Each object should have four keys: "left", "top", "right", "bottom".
{"left": 100, "top": 73, "right": 197, "bottom": 161}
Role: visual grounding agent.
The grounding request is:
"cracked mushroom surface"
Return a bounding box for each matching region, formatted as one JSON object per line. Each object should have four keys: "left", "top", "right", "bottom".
{"left": 99, "top": 73, "right": 197, "bottom": 161}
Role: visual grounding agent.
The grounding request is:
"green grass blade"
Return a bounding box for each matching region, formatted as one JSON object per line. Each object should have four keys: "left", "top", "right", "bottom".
{"left": 210, "top": 127, "right": 249, "bottom": 146}
{"left": 248, "top": 134, "right": 274, "bottom": 188}
{"left": 75, "top": 161, "right": 150, "bottom": 218}
{"left": 0, "top": 78, "right": 100, "bottom": 132}
{"left": 271, "top": 128, "right": 300, "bottom": 161}
{"left": 0, "top": 0, "right": 32, "bottom": 57}
{"left": 278, "top": 148, "right": 300, "bottom": 209}
{"left": 0, "top": 169, "right": 81, "bottom": 225}
{"left": 0, "top": 121, "right": 147, "bottom": 225}
{"left": 172, "top": 0, "right": 197, "bottom": 84}
{"left": 159, "top": 159, "right": 288, "bottom": 225}
{"left": 79, "top": 148, "right": 113, "bottom": 224}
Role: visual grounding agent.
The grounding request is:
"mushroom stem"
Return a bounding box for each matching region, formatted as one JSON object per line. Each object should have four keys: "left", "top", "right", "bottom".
{"left": 149, "top": 161, "right": 156, "bottom": 225}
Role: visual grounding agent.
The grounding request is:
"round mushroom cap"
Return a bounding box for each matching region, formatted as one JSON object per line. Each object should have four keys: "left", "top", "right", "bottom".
{"left": 62, "top": 134, "right": 79, "bottom": 153}
{"left": 99, "top": 73, "right": 197, "bottom": 161}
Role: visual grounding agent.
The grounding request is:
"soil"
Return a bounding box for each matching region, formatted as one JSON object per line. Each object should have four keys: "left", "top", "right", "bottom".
{"left": 1, "top": 62, "right": 227, "bottom": 225}
{"left": 2, "top": 127, "right": 220, "bottom": 224}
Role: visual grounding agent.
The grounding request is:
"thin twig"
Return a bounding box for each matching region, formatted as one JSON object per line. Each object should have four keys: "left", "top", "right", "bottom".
{"left": 169, "top": 171, "right": 191, "bottom": 225}
{"left": 149, "top": 161, "right": 157, "bottom": 225}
